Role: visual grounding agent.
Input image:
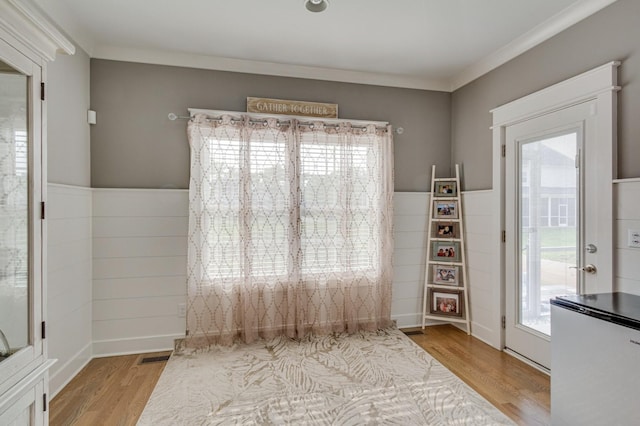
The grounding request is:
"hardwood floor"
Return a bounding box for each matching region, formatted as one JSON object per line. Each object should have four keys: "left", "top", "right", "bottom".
{"left": 49, "top": 351, "right": 171, "bottom": 426}
{"left": 407, "top": 325, "right": 550, "bottom": 425}
{"left": 49, "top": 326, "right": 550, "bottom": 425}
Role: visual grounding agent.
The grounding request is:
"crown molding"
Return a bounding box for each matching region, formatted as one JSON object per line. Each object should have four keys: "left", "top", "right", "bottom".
{"left": 9, "top": 0, "right": 617, "bottom": 91}
{"left": 449, "top": 0, "right": 619, "bottom": 91}
{"left": 32, "top": 0, "right": 95, "bottom": 56}
{"left": 92, "top": 45, "right": 451, "bottom": 92}
{"left": 0, "top": 0, "right": 74, "bottom": 61}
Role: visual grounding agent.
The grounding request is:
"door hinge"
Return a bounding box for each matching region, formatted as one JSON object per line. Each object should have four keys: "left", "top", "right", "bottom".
{"left": 40, "top": 82, "right": 45, "bottom": 101}
{"left": 501, "top": 230, "right": 506, "bottom": 243}
{"left": 41, "top": 321, "right": 46, "bottom": 339}
{"left": 43, "top": 393, "right": 47, "bottom": 412}
{"left": 501, "top": 316, "right": 506, "bottom": 329}
{"left": 41, "top": 201, "right": 45, "bottom": 220}
{"left": 501, "top": 144, "right": 506, "bottom": 157}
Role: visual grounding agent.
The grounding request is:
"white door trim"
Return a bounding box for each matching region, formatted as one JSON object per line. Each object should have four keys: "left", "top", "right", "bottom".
{"left": 490, "top": 61, "right": 620, "bottom": 350}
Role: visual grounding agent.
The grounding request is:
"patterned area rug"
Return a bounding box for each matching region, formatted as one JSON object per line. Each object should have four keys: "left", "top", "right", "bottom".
{"left": 138, "top": 328, "right": 514, "bottom": 425}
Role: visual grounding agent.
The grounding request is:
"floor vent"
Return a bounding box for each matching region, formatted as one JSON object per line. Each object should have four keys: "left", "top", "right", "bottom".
{"left": 402, "top": 330, "right": 424, "bottom": 336}
{"left": 140, "top": 355, "right": 171, "bottom": 364}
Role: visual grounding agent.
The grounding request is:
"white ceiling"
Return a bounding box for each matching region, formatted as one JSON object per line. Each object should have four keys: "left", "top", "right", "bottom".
{"left": 36, "top": 0, "right": 617, "bottom": 91}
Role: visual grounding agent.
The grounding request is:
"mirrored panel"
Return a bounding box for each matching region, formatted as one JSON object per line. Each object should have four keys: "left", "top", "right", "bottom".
{"left": 0, "top": 59, "right": 29, "bottom": 362}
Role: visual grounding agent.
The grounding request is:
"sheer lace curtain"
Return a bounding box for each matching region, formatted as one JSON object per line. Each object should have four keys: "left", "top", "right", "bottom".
{"left": 186, "top": 112, "right": 393, "bottom": 347}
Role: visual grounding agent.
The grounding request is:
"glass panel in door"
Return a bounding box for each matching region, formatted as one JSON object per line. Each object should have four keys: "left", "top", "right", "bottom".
{"left": 0, "top": 60, "right": 29, "bottom": 361}
{"left": 519, "top": 132, "right": 578, "bottom": 336}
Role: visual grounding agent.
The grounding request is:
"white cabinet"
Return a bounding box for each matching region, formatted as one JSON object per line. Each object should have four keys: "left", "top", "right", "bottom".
{"left": 0, "top": 361, "right": 53, "bottom": 425}
{"left": 551, "top": 293, "right": 640, "bottom": 425}
{"left": 0, "top": 1, "right": 74, "bottom": 424}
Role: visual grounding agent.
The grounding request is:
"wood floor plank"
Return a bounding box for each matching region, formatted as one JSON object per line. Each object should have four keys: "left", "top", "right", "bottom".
{"left": 405, "top": 325, "right": 550, "bottom": 426}
{"left": 50, "top": 327, "right": 550, "bottom": 425}
{"left": 49, "top": 351, "right": 171, "bottom": 426}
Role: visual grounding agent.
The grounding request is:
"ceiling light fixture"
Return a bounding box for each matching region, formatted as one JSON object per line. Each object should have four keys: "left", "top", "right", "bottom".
{"left": 305, "top": 0, "right": 328, "bottom": 13}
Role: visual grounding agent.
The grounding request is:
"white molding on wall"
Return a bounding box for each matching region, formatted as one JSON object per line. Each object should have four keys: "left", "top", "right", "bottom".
{"left": 87, "top": 0, "right": 617, "bottom": 94}
{"left": 27, "top": 0, "right": 617, "bottom": 91}
{"left": 91, "top": 188, "right": 188, "bottom": 358}
{"left": 47, "top": 183, "right": 93, "bottom": 398}
{"left": 33, "top": 0, "right": 95, "bottom": 56}
{"left": 49, "top": 342, "right": 92, "bottom": 398}
{"left": 391, "top": 313, "right": 421, "bottom": 329}
{"left": 92, "top": 334, "right": 182, "bottom": 358}
{"left": 92, "top": 187, "right": 188, "bottom": 194}
{"left": 48, "top": 182, "right": 93, "bottom": 192}
{"left": 0, "top": 0, "right": 74, "bottom": 61}
{"left": 450, "top": 0, "right": 619, "bottom": 90}
{"left": 468, "top": 321, "right": 497, "bottom": 349}
{"left": 91, "top": 45, "right": 451, "bottom": 92}
{"left": 44, "top": 182, "right": 640, "bottom": 394}
{"left": 393, "top": 190, "right": 500, "bottom": 346}
{"left": 613, "top": 177, "right": 640, "bottom": 184}
{"left": 491, "top": 61, "right": 621, "bottom": 126}
{"left": 491, "top": 61, "right": 620, "bottom": 352}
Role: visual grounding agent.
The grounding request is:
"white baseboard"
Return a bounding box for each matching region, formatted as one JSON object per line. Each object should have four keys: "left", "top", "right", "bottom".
{"left": 469, "top": 321, "right": 501, "bottom": 350}
{"left": 49, "top": 342, "right": 92, "bottom": 398}
{"left": 391, "top": 313, "right": 422, "bottom": 328}
{"left": 92, "top": 333, "right": 184, "bottom": 358}
{"left": 392, "top": 313, "right": 480, "bottom": 330}
{"left": 504, "top": 348, "right": 550, "bottom": 376}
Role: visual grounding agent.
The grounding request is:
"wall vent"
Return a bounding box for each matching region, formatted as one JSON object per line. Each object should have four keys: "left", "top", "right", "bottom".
{"left": 401, "top": 330, "right": 424, "bottom": 336}
{"left": 139, "top": 355, "right": 171, "bottom": 364}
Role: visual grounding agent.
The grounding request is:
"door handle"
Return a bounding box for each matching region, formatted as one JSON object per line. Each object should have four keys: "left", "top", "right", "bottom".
{"left": 570, "top": 264, "right": 597, "bottom": 274}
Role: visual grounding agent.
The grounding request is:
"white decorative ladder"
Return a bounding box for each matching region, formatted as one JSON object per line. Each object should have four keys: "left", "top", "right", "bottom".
{"left": 421, "top": 164, "right": 471, "bottom": 334}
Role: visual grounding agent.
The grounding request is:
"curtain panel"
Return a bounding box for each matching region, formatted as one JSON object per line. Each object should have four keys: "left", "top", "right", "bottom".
{"left": 186, "top": 113, "right": 393, "bottom": 347}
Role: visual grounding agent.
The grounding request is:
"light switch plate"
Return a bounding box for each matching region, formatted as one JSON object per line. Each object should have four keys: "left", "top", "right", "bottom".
{"left": 628, "top": 230, "right": 640, "bottom": 248}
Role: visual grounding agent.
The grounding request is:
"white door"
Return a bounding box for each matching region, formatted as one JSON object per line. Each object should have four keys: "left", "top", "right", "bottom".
{"left": 504, "top": 100, "right": 607, "bottom": 369}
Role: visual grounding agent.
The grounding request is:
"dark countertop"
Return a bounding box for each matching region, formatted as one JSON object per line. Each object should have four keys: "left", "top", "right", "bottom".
{"left": 551, "top": 292, "right": 640, "bottom": 331}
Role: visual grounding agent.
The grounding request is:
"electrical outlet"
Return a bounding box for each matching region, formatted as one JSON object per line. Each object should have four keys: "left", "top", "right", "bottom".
{"left": 628, "top": 229, "right": 640, "bottom": 248}
{"left": 178, "top": 303, "right": 186, "bottom": 318}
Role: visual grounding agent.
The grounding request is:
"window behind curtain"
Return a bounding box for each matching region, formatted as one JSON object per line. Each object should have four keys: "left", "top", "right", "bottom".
{"left": 186, "top": 113, "right": 393, "bottom": 346}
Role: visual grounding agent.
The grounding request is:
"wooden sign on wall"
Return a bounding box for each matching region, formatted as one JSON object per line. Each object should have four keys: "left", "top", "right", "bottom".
{"left": 247, "top": 97, "right": 338, "bottom": 118}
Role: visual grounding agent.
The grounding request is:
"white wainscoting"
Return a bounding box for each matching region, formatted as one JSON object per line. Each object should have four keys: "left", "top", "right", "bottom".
{"left": 614, "top": 180, "right": 640, "bottom": 294}
{"left": 392, "top": 191, "right": 501, "bottom": 348}
{"left": 53, "top": 187, "right": 503, "bottom": 365}
{"left": 392, "top": 192, "right": 429, "bottom": 328}
{"left": 91, "top": 189, "right": 438, "bottom": 349}
{"left": 47, "top": 184, "right": 93, "bottom": 397}
{"left": 460, "top": 190, "right": 500, "bottom": 347}
{"left": 92, "top": 189, "right": 188, "bottom": 357}
{"left": 47, "top": 183, "right": 640, "bottom": 389}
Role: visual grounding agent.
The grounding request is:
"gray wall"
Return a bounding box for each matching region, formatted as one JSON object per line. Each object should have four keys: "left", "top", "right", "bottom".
{"left": 451, "top": 0, "right": 640, "bottom": 190}
{"left": 47, "top": 45, "right": 91, "bottom": 186}
{"left": 90, "top": 60, "right": 451, "bottom": 191}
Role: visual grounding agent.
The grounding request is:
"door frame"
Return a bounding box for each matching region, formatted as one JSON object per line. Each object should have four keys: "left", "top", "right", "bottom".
{"left": 490, "top": 61, "right": 620, "bottom": 354}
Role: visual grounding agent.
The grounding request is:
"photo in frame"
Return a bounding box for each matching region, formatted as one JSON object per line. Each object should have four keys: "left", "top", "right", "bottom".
{"left": 432, "top": 222, "right": 458, "bottom": 239}
{"left": 431, "top": 241, "right": 461, "bottom": 262}
{"left": 434, "top": 181, "right": 457, "bottom": 197}
{"left": 432, "top": 265, "right": 460, "bottom": 285}
{"left": 430, "top": 288, "right": 463, "bottom": 316}
{"left": 433, "top": 200, "right": 458, "bottom": 219}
